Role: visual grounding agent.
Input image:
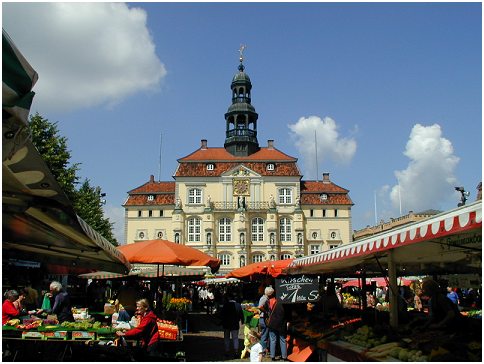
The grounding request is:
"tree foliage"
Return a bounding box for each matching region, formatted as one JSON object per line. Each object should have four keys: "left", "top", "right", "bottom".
{"left": 29, "top": 113, "right": 118, "bottom": 246}
{"left": 29, "top": 113, "right": 79, "bottom": 201}
{"left": 74, "top": 179, "right": 117, "bottom": 245}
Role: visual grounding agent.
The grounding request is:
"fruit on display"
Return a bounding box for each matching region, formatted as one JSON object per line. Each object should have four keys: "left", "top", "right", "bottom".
{"left": 5, "top": 319, "right": 20, "bottom": 326}
{"left": 343, "top": 325, "right": 387, "bottom": 348}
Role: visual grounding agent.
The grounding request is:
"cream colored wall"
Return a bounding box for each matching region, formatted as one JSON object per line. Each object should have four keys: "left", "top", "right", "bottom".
{"left": 124, "top": 177, "right": 352, "bottom": 272}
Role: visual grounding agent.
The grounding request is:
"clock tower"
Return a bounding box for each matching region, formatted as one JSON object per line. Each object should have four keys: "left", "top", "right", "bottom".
{"left": 224, "top": 46, "right": 260, "bottom": 157}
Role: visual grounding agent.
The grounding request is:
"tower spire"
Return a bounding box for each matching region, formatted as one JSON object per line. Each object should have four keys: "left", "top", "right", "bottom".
{"left": 224, "top": 45, "right": 260, "bottom": 156}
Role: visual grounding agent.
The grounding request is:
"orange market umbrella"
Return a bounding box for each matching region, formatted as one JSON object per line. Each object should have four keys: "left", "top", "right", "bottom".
{"left": 117, "top": 239, "right": 221, "bottom": 273}
{"left": 226, "top": 258, "right": 294, "bottom": 279}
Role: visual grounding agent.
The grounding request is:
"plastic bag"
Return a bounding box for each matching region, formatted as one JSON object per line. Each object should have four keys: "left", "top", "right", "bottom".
{"left": 41, "top": 293, "right": 51, "bottom": 310}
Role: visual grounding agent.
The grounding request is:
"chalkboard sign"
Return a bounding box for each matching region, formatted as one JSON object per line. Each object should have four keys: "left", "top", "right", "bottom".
{"left": 275, "top": 275, "right": 319, "bottom": 304}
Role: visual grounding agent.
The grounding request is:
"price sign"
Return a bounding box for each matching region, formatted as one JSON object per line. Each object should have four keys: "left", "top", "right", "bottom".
{"left": 276, "top": 275, "right": 319, "bottom": 304}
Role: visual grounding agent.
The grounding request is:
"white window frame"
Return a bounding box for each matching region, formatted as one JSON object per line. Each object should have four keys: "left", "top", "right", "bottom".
{"left": 279, "top": 217, "right": 292, "bottom": 242}
{"left": 251, "top": 217, "right": 264, "bottom": 242}
{"left": 310, "top": 244, "right": 320, "bottom": 255}
{"left": 188, "top": 188, "right": 203, "bottom": 205}
{"left": 219, "top": 218, "right": 232, "bottom": 242}
{"left": 329, "top": 244, "right": 340, "bottom": 250}
{"left": 187, "top": 217, "right": 201, "bottom": 242}
{"left": 267, "top": 163, "right": 275, "bottom": 171}
{"left": 207, "top": 163, "right": 215, "bottom": 171}
{"left": 278, "top": 188, "right": 292, "bottom": 204}
{"left": 252, "top": 254, "right": 264, "bottom": 263}
{"left": 320, "top": 193, "right": 328, "bottom": 201}
{"left": 148, "top": 194, "right": 154, "bottom": 201}
{"left": 218, "top": 254, "right": 231, "bottom": 266}
{"left": 281, "top": 253, "right": 291, "bottom": 260}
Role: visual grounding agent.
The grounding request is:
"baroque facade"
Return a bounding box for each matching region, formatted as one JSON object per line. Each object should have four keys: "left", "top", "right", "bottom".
{"left": 123, "top": 54, "right": 354, "bottom": 274}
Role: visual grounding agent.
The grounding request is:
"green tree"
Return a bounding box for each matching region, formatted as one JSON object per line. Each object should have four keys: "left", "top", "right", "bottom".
{"left": 29, "top": 112, "right": 79, "bottom": 201}
{"left": 29, "top": 113, "right": 118, "bottom": 246}
{"left": 74, "top": 179, "right": 118, "bottom": 245}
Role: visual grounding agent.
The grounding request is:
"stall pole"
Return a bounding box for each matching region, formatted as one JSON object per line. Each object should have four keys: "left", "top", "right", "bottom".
{"left": 388, "top": 250, "right": 398, "bottom": 328}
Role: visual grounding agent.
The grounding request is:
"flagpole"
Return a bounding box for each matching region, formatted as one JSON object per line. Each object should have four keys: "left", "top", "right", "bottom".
{"left": 315, "top": 130, "right": 319, "bottom": 181}
{"left": 397, "top": 177, "right": 402, "bottom": 216}
{"left": 374, "top": 190, "right": 378, "bottom": 225}
{"left": 158, "top": 132, "right": 163, "bottom": 181}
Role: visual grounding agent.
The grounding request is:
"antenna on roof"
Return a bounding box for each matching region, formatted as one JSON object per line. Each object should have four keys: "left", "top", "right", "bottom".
{"left": 158, "top": 132, "right": 163, "bottom": 181}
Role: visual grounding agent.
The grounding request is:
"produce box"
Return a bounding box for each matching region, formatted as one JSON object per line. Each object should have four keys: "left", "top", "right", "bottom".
{"left": 22, "top": 331, "right": 44, "bottom": 339}
{"left": 43, "top": 331, "right": 68, "bottom": 340}
{"left": 158, "top": 329, "right": 178, "bottom": 341}
{"left": 71, "top": 331, "right": 96, "bottom": 340}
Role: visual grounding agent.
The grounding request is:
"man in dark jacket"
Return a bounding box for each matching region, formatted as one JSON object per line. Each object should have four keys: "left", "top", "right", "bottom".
{"left": 221, "top": 292, "right": 244, "bottom": 358}
{"left": 267, "top": 297, "right": 288, "bottom": 361}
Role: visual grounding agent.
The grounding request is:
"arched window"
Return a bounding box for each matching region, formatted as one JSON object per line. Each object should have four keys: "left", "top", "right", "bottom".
{"left": 218, "top": 254, "right": 231, "bottom": 266}
{"left": 279, "top": 217, "right": 292, "bottom": 242}
{"left": 188, "top": 217, "right": 201, "bottom": 242}
{"left": 281, "top": 253, "right": 291, "bottom": 260}
{"left": 270, "top": 255, "right": 276, "bottom": 261}
{"left": 188, "top": 188, "right": 202, "bottom": 204}
{"left": 219, "top": 218, "right": 232, "bottom": 242}
{"left": 251, "top": 217, "right": 264, "bottom": 242}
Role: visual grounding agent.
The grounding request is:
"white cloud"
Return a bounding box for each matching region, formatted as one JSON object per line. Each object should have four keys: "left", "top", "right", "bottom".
{"left": 288, "top": 116, "right": 357, "bottom": 179}
{"left": 388, "top": 124, "right": 459, "bottom": 213}
{"left": 3, "top": 3, "right": 166, "bottom": 113}
{"left": 103, "top": 204, "right": 126, "bottom": 245}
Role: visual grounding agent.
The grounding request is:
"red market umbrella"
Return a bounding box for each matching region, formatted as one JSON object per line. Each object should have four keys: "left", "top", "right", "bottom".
{"left": 343, "top": 277, "right": 412, "bottom": 288}
{"left": 226, "top": 258, "right": 294, "bottom": 279}
{"left": 117, "top": 239, "right": 221, "bottom": 273}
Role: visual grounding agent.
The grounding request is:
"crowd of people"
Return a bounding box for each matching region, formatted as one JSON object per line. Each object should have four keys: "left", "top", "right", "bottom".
{"left": 2, "top": 275, "right": 481, "bottom": 361}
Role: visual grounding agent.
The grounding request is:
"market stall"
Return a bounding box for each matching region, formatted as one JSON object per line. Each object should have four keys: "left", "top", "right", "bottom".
{"left": 280, "top": 201, "right": 482, "bottom": 361}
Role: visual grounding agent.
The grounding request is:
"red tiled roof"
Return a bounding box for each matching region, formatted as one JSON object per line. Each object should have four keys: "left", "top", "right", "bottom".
{"left": 300, "top": 181, "right": 353, "bottom": 206}
{"left": 124, "top": 179, "right": 175, "bottom": 206}
{"left": 124, "top": 194, "right": 175, "bottom": 206}
{"left": 178, "top": 147, "right": 297, "bottom": 162}
{"left": 128, "top": 180, "right": 175, "bottom": 194}
{"left": 175, "top": 161, "right": 301, "bottom": 177}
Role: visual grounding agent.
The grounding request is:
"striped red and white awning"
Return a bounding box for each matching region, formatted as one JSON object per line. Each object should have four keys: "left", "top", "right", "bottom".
{"left": 287, "top": 201, "right": 481, "bottom": 274}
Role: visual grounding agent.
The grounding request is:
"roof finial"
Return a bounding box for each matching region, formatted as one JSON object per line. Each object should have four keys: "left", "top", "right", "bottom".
{"left": 239, "top": 44, "right": 246, "bottom": 63}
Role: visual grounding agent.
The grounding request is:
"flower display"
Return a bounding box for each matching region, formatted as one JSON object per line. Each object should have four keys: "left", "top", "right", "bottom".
{"left": 167, "top": 297, "right": 192, "bottom": 312}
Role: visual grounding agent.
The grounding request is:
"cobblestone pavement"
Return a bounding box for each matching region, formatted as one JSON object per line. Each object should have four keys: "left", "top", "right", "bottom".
{"left": 182, "top": 310, "right": 275, "bottom": 362}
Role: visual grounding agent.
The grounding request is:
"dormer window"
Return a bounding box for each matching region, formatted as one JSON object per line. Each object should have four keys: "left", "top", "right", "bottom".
{"left": 207, "top": 163, "right": 215, "bottom": 171}
{"left": 267, "top": 163, "right": 275, "bottom": 171}
{"left": 147, "top": 194, "right": 154, "bottom": 201}
{"left": 320, "top": 193, "right": 328, "bottom": 201}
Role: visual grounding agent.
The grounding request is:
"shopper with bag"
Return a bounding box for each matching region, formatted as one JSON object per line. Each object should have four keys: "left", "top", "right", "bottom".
{"left": 266, "top": 297, "right": 289, "bottom": 361}
{"left": 257, "top": 286, "right": 274, "bottom": 356}
{"left": 37, "top": 281, "right": 74, "bottom": 322}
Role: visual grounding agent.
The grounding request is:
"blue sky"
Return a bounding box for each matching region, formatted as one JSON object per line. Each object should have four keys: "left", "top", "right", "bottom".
{"left": 3, "top": 2, "right": 482, "bottom": 244}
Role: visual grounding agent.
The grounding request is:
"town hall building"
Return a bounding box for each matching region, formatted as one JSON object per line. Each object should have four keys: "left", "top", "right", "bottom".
{"left": 123, "top": 53, "right": 354, "bottom": 274}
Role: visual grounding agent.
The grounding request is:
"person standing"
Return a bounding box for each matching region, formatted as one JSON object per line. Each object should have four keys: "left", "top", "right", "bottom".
{"left": 267, "top": 296, "right": 288, "bottom": 361}
{"left": 46, "top": 281, "right": 74, "bottom": 322}
{"left": 446, "top": 286, "right": 460, "bottom": 306}
{"left": 257, "top": 286, "right": 275, "bottom": 357}
{"left": 206, "top": 287, "right": 215, "bottom": 314}
{"left": 421, "top": 279, "right": 462, "bottom": 331}
{"left": 221, "top": 291, "right": 244, "bottom": 358}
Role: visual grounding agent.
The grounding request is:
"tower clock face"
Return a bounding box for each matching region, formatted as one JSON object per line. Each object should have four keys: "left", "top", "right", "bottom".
{"left": 233, "top": 179, "right": 250, "bottom": 196}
